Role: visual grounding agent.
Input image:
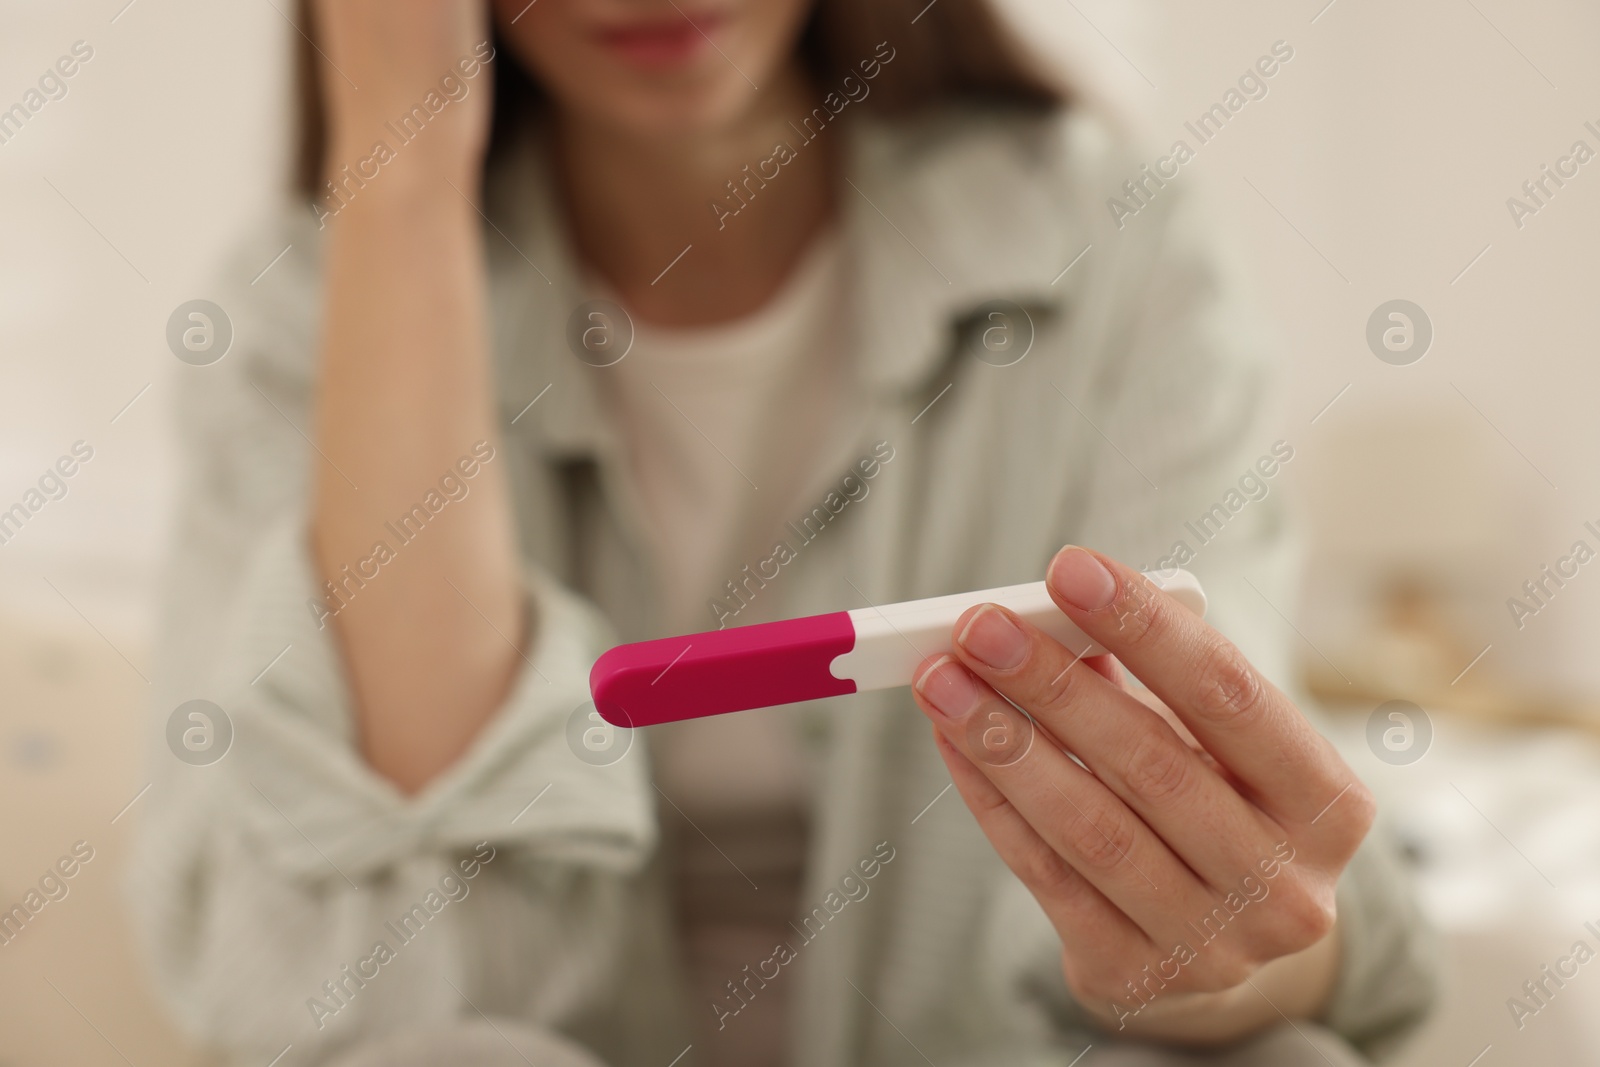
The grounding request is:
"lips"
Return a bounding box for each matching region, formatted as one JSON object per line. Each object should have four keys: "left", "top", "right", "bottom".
{"left": 594, "top": 11, "right": 727, "bottom": 67}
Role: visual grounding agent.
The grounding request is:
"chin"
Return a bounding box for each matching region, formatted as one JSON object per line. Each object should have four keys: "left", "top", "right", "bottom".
{"left": 583, "top": 78, "right": 763, "bottom": 141}
{"left": 496, "top": 0, "right": 807, "bottom": 144}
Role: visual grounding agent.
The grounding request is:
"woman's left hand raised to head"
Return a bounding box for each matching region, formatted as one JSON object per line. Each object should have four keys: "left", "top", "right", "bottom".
{"left": 911, "top": 546, "right": 1374, "bottom": 1045}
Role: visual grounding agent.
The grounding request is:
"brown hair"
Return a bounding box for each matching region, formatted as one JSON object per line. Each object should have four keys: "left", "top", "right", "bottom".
{"left": 294, "top": 0, "right": 1065, "bottom": 198}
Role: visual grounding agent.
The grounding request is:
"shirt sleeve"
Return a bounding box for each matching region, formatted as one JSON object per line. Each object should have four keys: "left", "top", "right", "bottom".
{"left": 1059, "top": 137, "right": 1438, "bottom": 1058}
{"left": 125, "top": 212, "right": 655, "bottom": 1065}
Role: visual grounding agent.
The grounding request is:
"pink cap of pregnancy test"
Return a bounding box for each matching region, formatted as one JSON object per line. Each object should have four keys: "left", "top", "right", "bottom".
{"left": 589, "top": 612, "right": 858, "bottom": 727}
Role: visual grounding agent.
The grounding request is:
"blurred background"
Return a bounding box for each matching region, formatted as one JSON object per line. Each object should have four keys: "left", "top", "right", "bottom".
{"left": 3, "top": 0, "right": 1598, "bottom": 1062}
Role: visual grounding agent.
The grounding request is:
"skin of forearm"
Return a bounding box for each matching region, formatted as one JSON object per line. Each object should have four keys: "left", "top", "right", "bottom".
{"left": 312, "top": 149, "right": 524, "bottom": 795}
{"left": 1082, "top": 922, "right": 1342, "bottom": 1045}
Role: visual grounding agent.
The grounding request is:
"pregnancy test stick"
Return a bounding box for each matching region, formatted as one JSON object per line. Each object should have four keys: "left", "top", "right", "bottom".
{"left": 589, "top": 569, "right": 1205, "bottom": 727}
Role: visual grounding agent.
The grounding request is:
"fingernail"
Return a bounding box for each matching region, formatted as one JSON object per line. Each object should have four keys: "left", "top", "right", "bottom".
{"left": 958, "top": 605, "right": 1027, "bottom": 670}
{"left": 1049, "top": 547, "right": 1116, "bottom": 611}
{"left": 914, "top": 655, "right": 982, "bottom": 720}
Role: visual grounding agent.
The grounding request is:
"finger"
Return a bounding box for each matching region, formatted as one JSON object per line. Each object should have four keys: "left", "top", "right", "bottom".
{"left": 1083, "top": 652, "right": 1120, "bottom": 685}
{"left": 913, "top": 655, "right": 1210, "bottom": 942}
{"left": 932, "top": 699, "right": 1335, "bottom": 992}
{"left": 1045, "top": 547, "right": 1354, "bottom": 827}
{"left": 927, "top": 727, "right": 1153, "bottom": 972}
{"left": 949, "top": 602, "right": 1277, "bottom": 888}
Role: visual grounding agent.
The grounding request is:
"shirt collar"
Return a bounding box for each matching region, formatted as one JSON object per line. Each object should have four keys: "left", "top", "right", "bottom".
{"left": 841, "top": 108, "right": 1082, "bottom": 394}
{"left": 485, "top": 106, "right": 1084, "bottom": 459}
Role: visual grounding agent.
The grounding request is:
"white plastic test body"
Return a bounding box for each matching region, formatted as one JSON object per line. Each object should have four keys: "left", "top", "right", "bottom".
{"left": 831, "top": 570, "right": 1207, "bottom": 691}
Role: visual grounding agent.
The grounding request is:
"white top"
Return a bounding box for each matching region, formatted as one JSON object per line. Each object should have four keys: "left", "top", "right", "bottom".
{"left": 592, "top": 232, "right": 847, "bottom": 1067}
{"left": 596, "top": 231, "right": 847, "bottom": 636}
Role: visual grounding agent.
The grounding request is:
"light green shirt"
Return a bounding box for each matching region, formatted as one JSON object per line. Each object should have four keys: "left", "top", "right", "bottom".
{"left": 130, "top": 103, "right": 1434, "bottom": 1067}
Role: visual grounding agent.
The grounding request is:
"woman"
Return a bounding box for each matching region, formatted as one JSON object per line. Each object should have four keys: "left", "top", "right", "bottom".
{"left": 132, "top": 1, "right": 1434, "bottom": 1065}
